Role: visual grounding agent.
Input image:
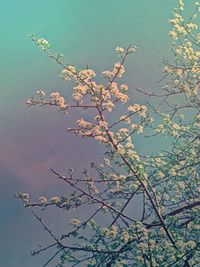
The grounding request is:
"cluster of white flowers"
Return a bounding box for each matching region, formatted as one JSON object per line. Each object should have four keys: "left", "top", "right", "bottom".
{"left": 102, "top": 62, "right": 125, "bottom": 79}
{"left": 14, "top": 192, "right": 30, "bottom": 205}
{"left": 101, "top": 225, "right": 118, "bottom": 238}
{"left": 39, "top": 196, "right": 48, "bottom": 205}
{"left": 115, "top": 46, "right": 125, "bottom": 53}
{"left": 50, "top": 92, "right": 69, "bottom": 111}
{"left": 50, "top": 196, "right": 60, "bottom": 204}
{"left": 61, "top": 66, "right": 77, "bottom": 81}
{"left": 109, "top": 82, "right": 129, "bottom": 103}
{"left": 36, "top": 90, "right": 46, "bottom": 97}
{"left": 120, "top": 83, "right": 128, "bottom": 92}
{"left": 76, "top": 118, "right": 92, "bottom": 129}
{"left": 79, "top": 69, "right": 96, "bottom": 81}
{"left": 115, "top": 45, "right": 137, "bottom": 56}
{"left": 130, "top": 123, "right": 144, "bottom": 134}
{"left": 36, "top": 38, "right": 50, "bottom": 49}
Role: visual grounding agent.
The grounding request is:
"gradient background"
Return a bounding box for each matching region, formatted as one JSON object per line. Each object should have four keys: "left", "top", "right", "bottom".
{"left": 0, "top": 0, "right": 194, "bottom": 266}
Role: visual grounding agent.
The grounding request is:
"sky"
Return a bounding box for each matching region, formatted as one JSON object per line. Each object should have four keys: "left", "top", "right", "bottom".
{"left": 0, "top": 0, "right": 195, "bottom": 266}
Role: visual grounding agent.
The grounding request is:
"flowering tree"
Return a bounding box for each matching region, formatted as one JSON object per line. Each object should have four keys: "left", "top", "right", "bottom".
{"left": 15, "top": 1, "right": 200, "bottom": 266}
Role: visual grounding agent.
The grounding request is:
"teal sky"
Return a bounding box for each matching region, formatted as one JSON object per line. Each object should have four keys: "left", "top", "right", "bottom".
{"left": 0, "top": 1, "right": 196, "bottom": 266}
